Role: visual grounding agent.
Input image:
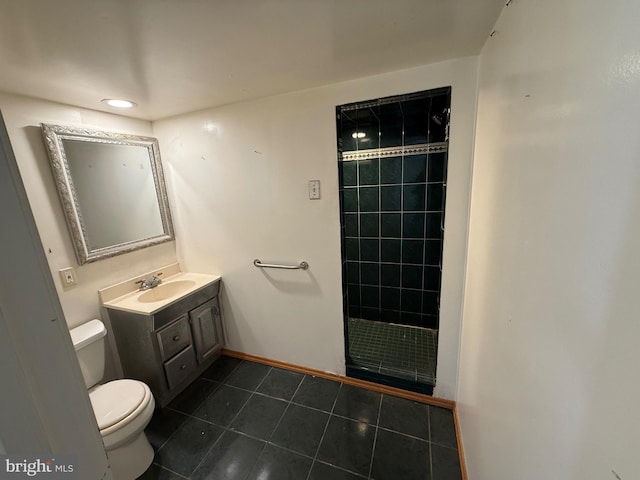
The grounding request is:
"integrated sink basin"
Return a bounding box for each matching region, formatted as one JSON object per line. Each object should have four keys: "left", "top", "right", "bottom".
{"left": 137, "top": 280, "right": 197, "bottom": 303}
{"left": 99, "top": 264, "right": 221, "bottom": 315}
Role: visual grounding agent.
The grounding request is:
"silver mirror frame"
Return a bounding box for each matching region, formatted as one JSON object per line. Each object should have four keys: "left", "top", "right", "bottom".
{"left": 41, "top": 123, "right": 175, "bottom": 265}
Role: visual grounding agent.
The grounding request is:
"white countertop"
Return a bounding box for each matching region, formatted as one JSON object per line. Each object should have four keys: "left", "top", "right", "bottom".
{"left": 100, "top": 265, "right": 221, "bottom": 315}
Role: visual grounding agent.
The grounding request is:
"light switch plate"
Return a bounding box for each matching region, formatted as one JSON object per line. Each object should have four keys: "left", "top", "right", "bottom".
{"left": 59, "top": 267, "right": 77, "bottom": 287}
{"left": 308, "top": 180, "right": 321, "bottom": 200}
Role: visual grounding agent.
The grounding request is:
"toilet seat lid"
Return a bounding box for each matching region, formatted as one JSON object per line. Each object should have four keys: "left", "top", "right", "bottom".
{"left": 89, "top": 379, "right": 147, "bottom": 430}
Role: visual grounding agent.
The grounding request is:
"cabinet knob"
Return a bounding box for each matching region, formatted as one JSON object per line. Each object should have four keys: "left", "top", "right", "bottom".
{"left": 180, "top": 364, "right": 187, "bottom": 370}
{"left": 173, "top": 335, "right": 180, "bottom": 341}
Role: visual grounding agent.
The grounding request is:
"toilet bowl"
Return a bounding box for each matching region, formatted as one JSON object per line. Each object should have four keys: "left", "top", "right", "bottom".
{"left": 70, "top": 320, "right": 155, "bottom": 480}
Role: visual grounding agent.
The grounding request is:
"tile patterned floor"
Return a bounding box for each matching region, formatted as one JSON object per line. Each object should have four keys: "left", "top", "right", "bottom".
{"left": 348, "top": 318, "right": 438, "bottom": 385}
{"left": 140, "top": 355, "right": 461, "bottom": 480}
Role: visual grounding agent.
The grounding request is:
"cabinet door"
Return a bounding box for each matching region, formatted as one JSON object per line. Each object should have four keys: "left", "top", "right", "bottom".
{"left": 189, "top": 298, "right": 223, "bottom": 364}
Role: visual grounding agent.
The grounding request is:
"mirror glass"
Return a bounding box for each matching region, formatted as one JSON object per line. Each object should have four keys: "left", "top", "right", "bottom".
{"left": 41, "top": 124, "right": 174, "bottom": 264}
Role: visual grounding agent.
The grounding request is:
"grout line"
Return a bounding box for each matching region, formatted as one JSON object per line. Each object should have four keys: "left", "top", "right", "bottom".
{"left": 227, "top": 369, "right": 307, "bottom": 479}
{"left": 265, "top": 372, "right": 306, "bottom": 443}
{"left": 163, "top": 406, "right": 206, "bottom": 425}
{"left": 212, "top": 424, "right": 371, "bottom": 480}
{"left": 201, "top": 375, "right": 328, "bottom": 462}
{"left": 155, "top": 406, "right": 385, "bottom": 480}
{"left": 429, "top": 440, "right": 460, "bottom": 451}
{"left": 398, "top": 130, "right": 405, "bottom": 319}
{"left": 159, "top": 357, "right": 242, "bottom": 414}
{"left": 185, "top": 360, "right": 258, "bottom": 477}
{"left": 199, "top": 377, "right": 219, "bottom": 384}
{"left": 356, "top": 149, "right": 363, "bottom": 321}
{"left": 149, "top": 463, "right": 189, "bottom": 479}
{"left": 153, "top": 379, "right": 223, "bottom": 454}
{"left": 222, "top": 350, "right": 454, "bottom": 409}
{"left": 367, "top": 394, "right": 384, "bottom": 479}
{"left": 243, "top": 436, "right": 269, "bottom": 479}
{"left": 312, "top": 459, "right": 368, "bottom": 479}
{"left": 375, "top": 424, "right": 430, "bottom": 444}
{"left": 304, "top": 382, "right": 343, "bottom": 480}
{"left": 377, "top": 153, "right": 382, "bottom": 320}
{"left": 152, "top": 409, "right": 190, "bottom": 454}
{"left": 153, "top": 357, "right": 460, "bottom": 479}
{"left": 231, "top": 428, "right": 327, "bottom": 464}
{"left": 159, "top": 359, "right": 252, "bottom": 476}
{"left": 347, "top": 319, "right": 437, "bottom": 385}
{"left": 428, "top": 404, "right": 434, "bottom": 480}
{"left": 186, "top": 422, "right": 226, "bottom": 478}
{"left": 163, "top": 382, "right": 392, "bottom": 437}
{"left": 342, "top": 180, "right": 446, "bottom": 187}
{"left": 252, "top": 365, "right": 273, "bottom": 391}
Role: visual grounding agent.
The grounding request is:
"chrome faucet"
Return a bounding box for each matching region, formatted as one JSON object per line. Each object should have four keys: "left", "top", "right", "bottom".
{"left": 136, "top": 273, "right": 163, "bottom": 290}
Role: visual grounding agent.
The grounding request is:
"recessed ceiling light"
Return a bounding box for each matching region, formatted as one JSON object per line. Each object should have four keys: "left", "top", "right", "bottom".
{"left": 352, "top": 132, "right": 366, "bottom": 139}
{"left": 101, "top": 98, "right": 137, "bottom": 108}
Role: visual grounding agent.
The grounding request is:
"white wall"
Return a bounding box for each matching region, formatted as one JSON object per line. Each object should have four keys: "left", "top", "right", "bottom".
{"left": 0, "top": 93, "right": 177, "bottom": 376}
{"left": 458, "top": 0, "right": 640, "bottom": 478}
{"left": 154, "top": 56, "right": 479, "bottom": 399}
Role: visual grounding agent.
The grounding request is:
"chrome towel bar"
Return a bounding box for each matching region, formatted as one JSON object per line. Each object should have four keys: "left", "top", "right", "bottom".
{"left": 253, "top": 259, "right": 309, "bottom": 270}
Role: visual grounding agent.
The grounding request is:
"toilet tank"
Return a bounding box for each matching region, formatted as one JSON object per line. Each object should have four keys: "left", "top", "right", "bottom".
{"left": 69, "top": 319, "right": 107, "bottom": 389}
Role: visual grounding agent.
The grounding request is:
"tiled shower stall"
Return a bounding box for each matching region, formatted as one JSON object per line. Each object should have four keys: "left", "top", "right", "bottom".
{"left": 337, "top": 88, "right": 451, "bottom": 393}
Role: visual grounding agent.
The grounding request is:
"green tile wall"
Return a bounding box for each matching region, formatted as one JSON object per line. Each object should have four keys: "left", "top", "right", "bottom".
{"left": 337, "top": 88, "right": 451, "bottom": 329}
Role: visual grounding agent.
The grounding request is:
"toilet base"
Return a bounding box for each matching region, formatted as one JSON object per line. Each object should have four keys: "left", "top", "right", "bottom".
{"left": 106, "top": 432, "right": 154, "bottom": 480}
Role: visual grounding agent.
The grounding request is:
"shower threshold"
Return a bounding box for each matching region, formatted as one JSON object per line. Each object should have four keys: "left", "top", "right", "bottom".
{"left": 347, "top": 318, "right": 437, "bottom": 386}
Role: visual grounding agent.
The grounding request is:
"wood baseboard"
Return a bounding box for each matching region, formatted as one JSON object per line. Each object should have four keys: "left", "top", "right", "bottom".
{"left": 221, "top": 348, "right": 467, "bottom": 479}
{"left": 222, "top": 348, "right": 454, "bottom": 409}
{"left": 453, "top": 405, "right": 468, "bottom": 480}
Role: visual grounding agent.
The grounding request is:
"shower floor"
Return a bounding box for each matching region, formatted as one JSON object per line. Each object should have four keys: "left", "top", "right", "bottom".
{"left": 347, "top": 318, "right": 438, "bottom": 386}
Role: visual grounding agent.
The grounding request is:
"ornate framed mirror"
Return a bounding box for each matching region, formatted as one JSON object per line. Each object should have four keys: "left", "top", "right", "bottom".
{"left": 41, "top": 124, "right": 174, "bottom": 264}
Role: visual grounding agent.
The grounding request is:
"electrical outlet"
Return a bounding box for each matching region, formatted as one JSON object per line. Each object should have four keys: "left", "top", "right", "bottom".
{"left": 308, "top": 180, "right": 321, "bottom": 200}
{"left": 59, "top": 267, "right": 77, "bottom": 287}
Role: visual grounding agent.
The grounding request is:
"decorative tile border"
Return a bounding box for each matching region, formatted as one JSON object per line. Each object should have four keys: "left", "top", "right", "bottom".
{"left": 341, "top": 142, "right": 448, "bottom": 161}
{"left": 339, "top": 86, "right": 451, "bottom": 111}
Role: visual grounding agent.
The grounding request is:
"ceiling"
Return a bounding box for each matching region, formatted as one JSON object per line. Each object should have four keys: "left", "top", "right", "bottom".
{"left": 0, "top": 0, "right": 504, "bottom": 120}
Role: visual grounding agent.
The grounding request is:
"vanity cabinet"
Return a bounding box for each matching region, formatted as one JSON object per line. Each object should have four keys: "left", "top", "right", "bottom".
{"left": 104, "top": 279, "right": 224, "bottom": 406}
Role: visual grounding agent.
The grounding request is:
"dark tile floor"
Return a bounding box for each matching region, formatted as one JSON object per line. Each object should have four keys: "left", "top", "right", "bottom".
{"left": 139, "top": 356, "right": 462, "bottom": 480}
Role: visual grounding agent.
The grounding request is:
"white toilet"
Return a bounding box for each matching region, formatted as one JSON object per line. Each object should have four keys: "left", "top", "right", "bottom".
{"left": 70, "top": 319, "right": 155, "bottom": 480}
